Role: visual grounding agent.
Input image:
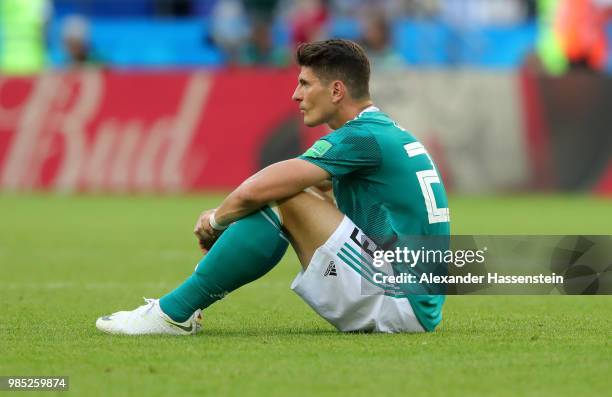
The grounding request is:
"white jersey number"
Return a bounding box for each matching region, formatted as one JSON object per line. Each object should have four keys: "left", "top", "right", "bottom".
{"left": 404, "top": 142, "right": 450, "bottom": 224}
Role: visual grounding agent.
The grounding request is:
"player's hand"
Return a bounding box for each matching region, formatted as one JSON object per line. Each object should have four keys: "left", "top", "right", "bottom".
{"left": 194, "top": 209, "right": 222, "bottom": 252}
{"left": 197, "top": 235, "right": 213, "bottom": 254}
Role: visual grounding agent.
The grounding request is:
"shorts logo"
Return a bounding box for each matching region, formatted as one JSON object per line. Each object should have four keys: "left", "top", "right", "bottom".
{"left": 324, "top": 261, "right": 337, "bottom": 277}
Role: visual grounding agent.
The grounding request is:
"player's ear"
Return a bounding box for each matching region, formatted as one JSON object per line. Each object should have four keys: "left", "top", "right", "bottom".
{"left": 330, "top": 80, "right": 345, "bottom": 104}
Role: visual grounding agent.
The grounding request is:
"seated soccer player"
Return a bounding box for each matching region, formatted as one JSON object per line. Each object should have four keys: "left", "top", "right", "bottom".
{"left": 96, "top": 39, "right": 450, "bottom": 335}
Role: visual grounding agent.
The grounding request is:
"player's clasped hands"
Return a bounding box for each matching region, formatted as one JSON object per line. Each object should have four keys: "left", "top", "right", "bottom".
{"left": 194, "top": 209, "right": 222, "bottom": 253}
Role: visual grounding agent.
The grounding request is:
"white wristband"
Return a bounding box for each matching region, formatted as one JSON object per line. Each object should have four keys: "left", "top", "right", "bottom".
{"left": 209, "top": 211, "right": 229, "bottom": 231}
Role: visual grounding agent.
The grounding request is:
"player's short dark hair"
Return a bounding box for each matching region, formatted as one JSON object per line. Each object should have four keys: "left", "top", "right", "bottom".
{"left": 296, "top": 39, "right": 371, "bottom": 100}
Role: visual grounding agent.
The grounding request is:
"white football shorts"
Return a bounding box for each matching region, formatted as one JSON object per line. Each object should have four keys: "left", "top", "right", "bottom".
{"left": 290, "top": 216, "right": 425, "bottom": 333}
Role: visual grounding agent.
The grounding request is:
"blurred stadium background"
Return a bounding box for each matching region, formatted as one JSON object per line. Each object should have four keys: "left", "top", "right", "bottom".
{"left": 0, "top": 0, "right": 611, "bottom": 196}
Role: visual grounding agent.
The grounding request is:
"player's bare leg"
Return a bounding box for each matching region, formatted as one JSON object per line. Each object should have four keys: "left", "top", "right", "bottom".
{"left": 277, "top": 189, "right": 344, "bottom": 269}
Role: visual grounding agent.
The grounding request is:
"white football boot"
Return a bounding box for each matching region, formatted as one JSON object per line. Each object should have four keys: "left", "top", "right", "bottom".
{"left": 96, "top": 298, "right": 202, "bottom": 335}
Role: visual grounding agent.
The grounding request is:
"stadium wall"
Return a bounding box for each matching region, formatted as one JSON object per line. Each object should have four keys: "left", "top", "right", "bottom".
{"left": 520, "top": 70, "right": 612, "bottom": 194}
{"left": 0, "top": 69, "right": 609, "bottom": 194}
{"left": 372, "top": 70, "right": 529, "bottom": 193}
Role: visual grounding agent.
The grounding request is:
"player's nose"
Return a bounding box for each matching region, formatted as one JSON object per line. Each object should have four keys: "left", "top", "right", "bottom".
{"left": 291, "top": 87, "right": 302, "bottom": 102}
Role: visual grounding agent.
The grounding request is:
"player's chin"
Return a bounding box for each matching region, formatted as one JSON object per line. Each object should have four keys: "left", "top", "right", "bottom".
{"left": 303, "top": 115, "right": 324, "bottom": 127}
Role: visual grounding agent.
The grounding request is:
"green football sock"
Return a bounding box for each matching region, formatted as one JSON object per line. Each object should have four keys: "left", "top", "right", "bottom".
{"left": 159, "top": 206, "right": 288, "bottom": 322}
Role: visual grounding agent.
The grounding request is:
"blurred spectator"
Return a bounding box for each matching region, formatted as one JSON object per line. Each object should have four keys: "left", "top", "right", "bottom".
{"left": 523, "top": 0, "right": 538, "bottom": 18}
{"left": 331, "top": 0, "right": 408, "bottom": 19}
{"left": 211, "top": 0, "right": 250, "bottom": 64}
{"left": 238, "top": 20, "right": 289, "bottom": 66}
{"left": 244, "top": 0, "right": 279, "bottom": 23}
{"left": 440, "top": 0, "right": 528, "bottom": 26}
{"left": 154, "top": 0, "right": 193, "bottom": 17}
{"left": 61, "top": 15, "right": 102, "bottom": 67}
{"left": 404, "top": 0, "right": 442, "bottom": 18}
{"left": 0, "top": 0, "right": 50, "bottom": 75}
{"left": 535, "top": 0, "right": 610, "bottom": 75}
{"left": 193, "top": 0, "right": 218, "bottom": 16}
{"left": 359, "top": 13, "right": 404, "bottom": 69}
{"left": 286, "top": 0, "right": 330, "bottom": 46}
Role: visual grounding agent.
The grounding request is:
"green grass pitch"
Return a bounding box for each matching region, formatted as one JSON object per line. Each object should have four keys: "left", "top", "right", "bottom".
{"left": 1, "top": 194, "right": 610, "bottom": 396}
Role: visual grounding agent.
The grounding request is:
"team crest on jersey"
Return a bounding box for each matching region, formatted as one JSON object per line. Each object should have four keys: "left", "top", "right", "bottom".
{"left": 303, "top": 140, "right": 332, "bottom": 158}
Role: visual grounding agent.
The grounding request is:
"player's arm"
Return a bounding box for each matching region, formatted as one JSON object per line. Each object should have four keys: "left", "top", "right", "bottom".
{"left": 194, "top": 158, "right": 329, "bottom": 244}
{"left": 304, "top": 179, "right": 334, "bottom": 203}
{"left": 217, "top": 158, "right": 329, "bottom": 223}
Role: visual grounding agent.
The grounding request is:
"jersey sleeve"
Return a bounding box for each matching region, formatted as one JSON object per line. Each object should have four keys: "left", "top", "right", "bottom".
{"left": 298, "top": 126, "right": 382, "bottom": 177}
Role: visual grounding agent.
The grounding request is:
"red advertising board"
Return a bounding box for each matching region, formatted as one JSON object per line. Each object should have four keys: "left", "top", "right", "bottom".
{"left": 0, "top": 69, "right": 326, "bottom": 192}
{"left": 2, "top": 69, "right": 610, "bottom": 195}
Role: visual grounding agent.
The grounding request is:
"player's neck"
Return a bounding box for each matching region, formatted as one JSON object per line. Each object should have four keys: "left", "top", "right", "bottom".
{"left": 327, "top": 100, "right": 374, "bottom": 130}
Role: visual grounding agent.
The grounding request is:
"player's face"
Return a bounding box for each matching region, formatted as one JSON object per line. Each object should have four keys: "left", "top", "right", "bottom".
{"left": 292, "top": 67, "right": 336, "bottom": 127}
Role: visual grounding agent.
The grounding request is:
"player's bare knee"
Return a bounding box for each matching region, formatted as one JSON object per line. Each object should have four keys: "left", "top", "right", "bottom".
{"left": 273, "top": 189, "right": 344, "bottom": 267}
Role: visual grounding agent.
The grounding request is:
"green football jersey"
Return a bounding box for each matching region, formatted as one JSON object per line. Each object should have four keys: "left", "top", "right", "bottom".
{"left": 299, "top": 106, "right": 450, "bottom": 332}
